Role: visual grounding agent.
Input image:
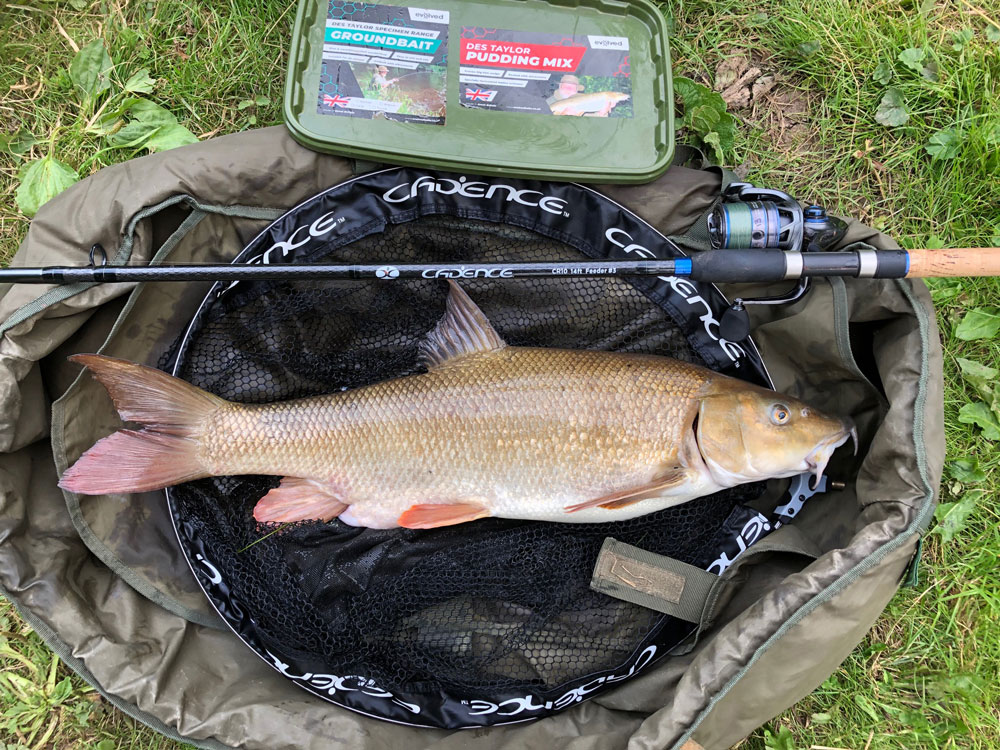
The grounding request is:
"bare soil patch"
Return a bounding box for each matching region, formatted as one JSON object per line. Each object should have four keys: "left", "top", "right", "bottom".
{"left": 712, "top": 52, "right": 815, "bottom": 151}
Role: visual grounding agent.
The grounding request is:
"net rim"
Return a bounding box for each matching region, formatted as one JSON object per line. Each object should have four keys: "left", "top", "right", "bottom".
{"left": 164, "top": 167, "right": 773, "bottom": 728}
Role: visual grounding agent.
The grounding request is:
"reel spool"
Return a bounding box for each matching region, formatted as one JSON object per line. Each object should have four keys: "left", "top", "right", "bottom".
{"left": 708, "top": 183, "right": 804, "bottom": 251}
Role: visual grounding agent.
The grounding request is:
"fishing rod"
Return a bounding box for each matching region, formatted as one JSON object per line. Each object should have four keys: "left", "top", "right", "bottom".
{"left": 4, "top": 183, "right": 996, "bottom": 286}
{"left": 1, "top": 247, "right": 997, "bottom": 284}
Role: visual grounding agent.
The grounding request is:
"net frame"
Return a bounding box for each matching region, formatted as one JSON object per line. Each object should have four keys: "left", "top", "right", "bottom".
{"left": 164, "top": 168, "right": 773, "bottom": 728}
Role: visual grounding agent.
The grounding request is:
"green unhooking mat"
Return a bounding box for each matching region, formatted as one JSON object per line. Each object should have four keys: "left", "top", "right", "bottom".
{"left": 0, "top": 127, "right": 943, "bottom": 749}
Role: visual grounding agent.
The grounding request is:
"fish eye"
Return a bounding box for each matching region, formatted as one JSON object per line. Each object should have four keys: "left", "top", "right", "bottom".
{"left": 770, "top": 404, "right": 790, "bottom": 425}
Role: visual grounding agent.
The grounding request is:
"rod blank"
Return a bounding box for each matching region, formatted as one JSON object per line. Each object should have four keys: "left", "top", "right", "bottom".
{"left": 0, "top": 247, "right": 997, "bottom": 285}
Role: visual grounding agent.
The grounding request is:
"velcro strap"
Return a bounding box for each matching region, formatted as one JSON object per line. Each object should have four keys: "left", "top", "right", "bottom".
{"left": 590, "top": 538, "right": 718, "bottom": 623}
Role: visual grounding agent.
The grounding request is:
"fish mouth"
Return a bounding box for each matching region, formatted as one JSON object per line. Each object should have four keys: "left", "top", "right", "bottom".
{"left": 805, "top": 421, "right": 858, "bottom": 488}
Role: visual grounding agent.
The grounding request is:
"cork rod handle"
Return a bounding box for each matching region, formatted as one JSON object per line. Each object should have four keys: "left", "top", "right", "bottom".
{"left": 906, "top": 248, "right": 1000, "bottom": 277}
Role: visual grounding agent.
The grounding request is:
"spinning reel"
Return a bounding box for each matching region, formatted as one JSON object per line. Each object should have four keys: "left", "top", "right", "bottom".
{"left": 707, "top": 182, "right": 848, "bottom": 342}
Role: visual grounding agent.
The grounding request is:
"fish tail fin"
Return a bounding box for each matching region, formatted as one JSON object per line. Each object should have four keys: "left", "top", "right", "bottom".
{"left": 59, "top": 430, "right": 207, "bottom": 494}
{"left": 58, "top": 354, "right": 227, "bottom": 495}
{"left": 67, "top": 354, "right": 226, "bottom": 431}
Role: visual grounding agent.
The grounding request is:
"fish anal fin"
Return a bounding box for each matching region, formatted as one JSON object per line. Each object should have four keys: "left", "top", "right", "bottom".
{"left": 397, "top": 502, "right": 490, "bottom": 529}
{"left": 419, "top": 281, "right": 506, "bottom": 370}
{"left": 565, "top": 468, "right": 689, "bottom": 514}
{"left": 253, "top": 477, "right": 348, "bottom": 524}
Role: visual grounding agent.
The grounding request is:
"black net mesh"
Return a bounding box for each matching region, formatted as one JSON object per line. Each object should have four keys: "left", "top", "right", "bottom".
{"left": 168, "top": 215, "right": 758, "bottom": 701}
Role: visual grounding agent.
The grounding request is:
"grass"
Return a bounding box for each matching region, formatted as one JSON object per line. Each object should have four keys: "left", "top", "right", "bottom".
{"left": 0, "top": 603, "right": 185, "bottom": 749}
{"left": 1, "top": 0, "right": 998, "bottom": 748}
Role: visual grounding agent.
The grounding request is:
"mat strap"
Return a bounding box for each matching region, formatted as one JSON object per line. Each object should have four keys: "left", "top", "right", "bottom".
{"left": 591, "top": 538, "right": 717, "bottom": 623}
{"left": 591, "top": 527, "right": 822, "bottom": 626}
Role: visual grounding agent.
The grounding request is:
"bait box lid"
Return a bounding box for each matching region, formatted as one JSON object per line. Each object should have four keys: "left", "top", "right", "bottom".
{"left": 283, "top": 0, "right": 674, "bottom": 183}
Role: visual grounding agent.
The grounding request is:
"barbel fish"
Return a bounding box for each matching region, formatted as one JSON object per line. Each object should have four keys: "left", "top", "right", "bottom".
{"left": 59, "top": 282, "right": 856, "bottom": 529}
{"left": 549, "top": 91, "right": 630, "bottom": 116}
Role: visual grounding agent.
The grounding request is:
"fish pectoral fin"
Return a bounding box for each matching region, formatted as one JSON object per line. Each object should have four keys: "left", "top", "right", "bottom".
{"left": 253, "top": 477, "right": 348, "bottom": 524}
{"left": 565, "top": 468, "right": 689, "bottom": 513}
{"left": 397, "top": 502, "right": 491, "bottom": 529}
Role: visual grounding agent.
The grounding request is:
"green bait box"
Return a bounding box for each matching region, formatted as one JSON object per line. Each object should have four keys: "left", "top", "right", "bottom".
{"left": 284, "top": 0, "right": 674, "bottom": 183}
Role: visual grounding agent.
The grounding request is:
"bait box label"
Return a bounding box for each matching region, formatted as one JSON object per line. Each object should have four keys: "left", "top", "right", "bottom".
{"left": 458, "top": 28, "right": 633, "bottom": 118}
{"left": 285, "top": 0, "right": 674, "bottom": 183}
{"left": 317, "top": 4, "right": 449, "bottom": 125}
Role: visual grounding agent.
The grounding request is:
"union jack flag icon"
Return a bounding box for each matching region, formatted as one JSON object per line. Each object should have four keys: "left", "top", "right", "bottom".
{"left": 323, "top": 94, "right": 351, "bottom": 108}
{"left": 464, "top": 88, "right": 497, "bottom": 102}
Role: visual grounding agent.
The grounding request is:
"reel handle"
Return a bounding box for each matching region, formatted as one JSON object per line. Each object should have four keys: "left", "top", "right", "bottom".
{"left": 906, "top": 248, "right": 1000, "bottom": 278}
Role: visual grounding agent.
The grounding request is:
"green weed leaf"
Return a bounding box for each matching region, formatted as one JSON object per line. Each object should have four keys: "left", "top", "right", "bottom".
{"left": 145, "top": 123, "right": 199, "bottom": 152}
{"left": 918, "top": 0, "right": 936, "bottom": 14}
{"left": 899, "top": 707, "right": 931, "bottom": 729}
{"left": 713, "top": 112, "right": 735, "bottom": 146}
{"left": 796, "top": 40, "right": 822, "bottom": 58}
{"left": 986, "top": 24, "right": 1000, "bottom": 43}
{"left": 933, "top": 490, "right": 981, "bottom": 543}
{"left": 926, "top": 235, "right": 947, "bottom": 249}
{"left": 69, "top": 39, "right": 113, "bottom": 102}
{"left": 674, "top": 77, "right": 725, "bottom": 118}
{"left": 0, "top": 130, "right": 37, "bottom": 156}
{"left": 124, "top": 67, "right": 156, "bottom": 94}
{"left": 949, "top": 458, "right": 987, "bottom": 484}
{"left": 981, "top": 121, "right": 1000, "bottom": 147}
{"left": 238, "top": 95, "right": 270, "bottom": 110}
{"left": 899, "top": 47, "right": 926, "bottom": 74}
{"left": 952, "top": 29, "right": 974, "bottom": 51}
{"left": 15, "top": 156, "right": 80, "bottom": 217}
{"left": 85, "top": 96, "right": 142, "bottom": 135}
{"left": 107, "top": 120, "right": 161, "bottom": 148}
{"left": 921, "top": 59, "right": 939, "bottom": 82}
{"left": 49, "top": 677, "right": 72, "bottom": 704}
{"left": 854, "top": 693, "right": 881, "bottom": 722}
{"left": 957, "top": 357, "right": 998, "bottom": 400}
{"left": 688, "top": 103, "right": 721, "bottom": 133}
{"left": 672, "top": 76, "right": 734, "bottom": 164}
{"left": 95, "top": 740, "right": 116, "bottom": 750}
{"left": 937, "top": 673, "right": 984, "bottom": 697}
{"left": 86, "top": 117, "right": 122, "bottom": 137}
{"left": 705, "top": 121, "right": 734, "bottom": 163}
{"left": 873, "top": 61, "right": 893, "bottom": 85}
{"left": 128, "top": 99, "right": 178, "bottom": 126}
{"left": 926, "top": 277, "right": 961, "bottom": 302}
{"left": 105, "top": 100, "right": 198, "bottom": 152}
{"left": 702, "top": 131, "right": 724, "bottom": 164}
{"left": 955, "top": 308, "right": 1000, "bottom": 340}
{"left": 925, "top": 126, "right": 964, "bottom": 160}
{"left": 762, "top": 725, "right": 796, "bottom": 750}
{"left": 875, "top": 87, "right": 909, "bottom": 127}
{"left": 957, "top": 357, "right": 998, "bottom": 380}
{"left": 958, "top": 403, "right": 1000, "bottom": 439}
{"left": 991, "top": 221, "right": 1000, "bottom": 246}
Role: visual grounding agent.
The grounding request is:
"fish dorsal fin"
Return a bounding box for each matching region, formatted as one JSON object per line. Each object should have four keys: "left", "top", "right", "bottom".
{"left": 419, "top": 281, "right": 507, "bottom": 370}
